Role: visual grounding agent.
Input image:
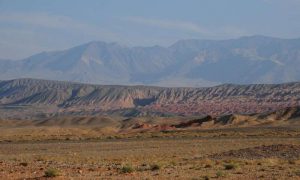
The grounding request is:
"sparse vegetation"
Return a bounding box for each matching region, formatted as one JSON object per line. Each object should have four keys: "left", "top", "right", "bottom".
{"left": 121, "top": 165, "right": 134, "bottom": 173}
{"left": 150, "top": 164, "right": 161, "bottom": 171}
{"left": 44, "top": 168, "right": 60, "bottom": 177}
{"left": 262, "top": 158, "right": 280, "bottom": 166}
{"left": 0, "top": 127, "right": 299, "bottom": 179}
{"left": 295, "top": 170, "right": 300, "bottom": 176}
{"left": 216, "top": 171, "right": 225, "bottom": 178}
{"left": 224, "top": 163, "right": 239, "bottom": 170}
{"left": 203, "top": 175, "right": 210, "bottom": 180}
{"left": 204, "top": 164, "right": 212, "bottom": 168}
{"left": 19, "top": 162, "right": 28, "bottom": 167}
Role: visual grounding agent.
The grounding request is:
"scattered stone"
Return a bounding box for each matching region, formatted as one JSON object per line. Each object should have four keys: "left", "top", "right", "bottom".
{"left": 210, "top": 144, "right": 300, "bottom": 160}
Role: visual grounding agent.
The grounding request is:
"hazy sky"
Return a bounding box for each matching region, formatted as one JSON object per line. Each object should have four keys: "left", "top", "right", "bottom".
{"left": 1, "top": 0, "right": 300, "bottom": 59}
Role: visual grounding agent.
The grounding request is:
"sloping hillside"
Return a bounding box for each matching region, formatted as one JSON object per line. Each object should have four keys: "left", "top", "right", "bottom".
{"left": 0, "top": 106, "right": 299, "bottom": 131}
{"left": 0, "top": 78, "right": 300, "bottom": 118}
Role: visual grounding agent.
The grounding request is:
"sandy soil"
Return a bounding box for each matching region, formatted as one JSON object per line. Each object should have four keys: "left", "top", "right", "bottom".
{"left": 0, "top": 127, "right": 300, "bottom": 179}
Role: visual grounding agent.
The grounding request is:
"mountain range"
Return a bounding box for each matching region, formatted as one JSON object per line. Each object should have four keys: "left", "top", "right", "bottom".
{"left": 1, "top": 35, "right": 300, "bottom": 87}
{"left": 0, "top": 78, "right": 300, "bottom": 119}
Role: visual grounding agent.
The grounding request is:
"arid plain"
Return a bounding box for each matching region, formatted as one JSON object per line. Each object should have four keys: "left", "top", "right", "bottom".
{"left": 1, "top": 113, "right": 300, "bottom": 179}
{"left": 2, "top": 1, "right": 300, "bottom": 179}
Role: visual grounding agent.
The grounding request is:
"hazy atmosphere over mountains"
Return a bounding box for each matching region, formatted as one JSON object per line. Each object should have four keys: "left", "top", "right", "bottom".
{"left": 2, "top": 1, "right": 300, "bottom": 180}
{"left": 1, "top": 0, "right": 300, "bottom": 87}
{"left": 1, "top": 36, "right": 300, "bottom": 87}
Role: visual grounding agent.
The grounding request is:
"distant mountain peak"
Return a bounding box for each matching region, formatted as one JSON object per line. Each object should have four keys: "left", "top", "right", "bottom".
{"left": 239, "top": 35, "right": 275, "bottom": 39}
{"left": 0, "top": 36, "right": 300, "bottom": 87}
{"left": 83, "top": 41, "right": 124, "bottom": 49}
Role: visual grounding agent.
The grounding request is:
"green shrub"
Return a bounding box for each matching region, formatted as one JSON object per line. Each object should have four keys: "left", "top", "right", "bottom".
{"left": 44, "top": 168, "right": 60, "bottom": 177}
{"left": 216, "top": 171, "right": 225, "bottom": 178}
{"left": 224, "top": 163, "right": 239, "bottom": 170}
{"left": 121, "top": 165, "right": 134, "bottom": 173}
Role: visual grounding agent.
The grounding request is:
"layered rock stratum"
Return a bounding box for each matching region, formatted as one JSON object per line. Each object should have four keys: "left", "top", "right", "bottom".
{"left": 0, "top": 78, "right": 299, "bottom": 119}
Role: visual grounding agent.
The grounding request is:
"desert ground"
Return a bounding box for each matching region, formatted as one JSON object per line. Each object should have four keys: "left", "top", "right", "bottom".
{"left": 0, "top": 125, "right": 300, "bottom": 180}
{"left": 2, "top": 1, "right": 300, "bottom": 179}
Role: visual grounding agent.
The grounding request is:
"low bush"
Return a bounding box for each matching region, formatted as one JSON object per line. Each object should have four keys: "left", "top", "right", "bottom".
{"left": 44, "top": 168, "right": 60, "bottom": 177}
{"left": 224, "top": 163, "right": 239, "bottom": 170}
{"left": 216, "top": 171, "right": 225, "bottom": 178}
{"left": 150, "top": 164, "right": 161, "bottom": 171}
{"left": 121, "top": 165, "right": 134, "bottom": 173}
